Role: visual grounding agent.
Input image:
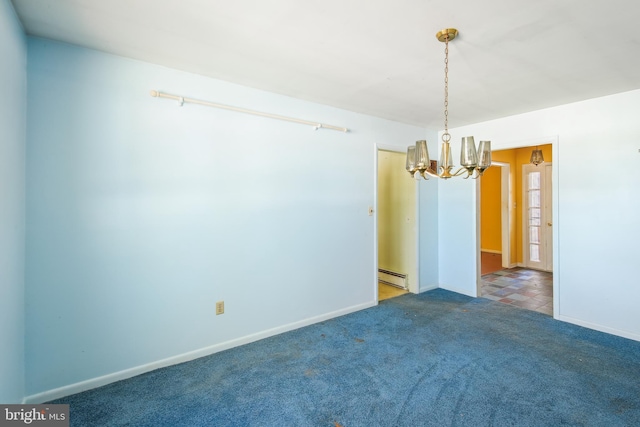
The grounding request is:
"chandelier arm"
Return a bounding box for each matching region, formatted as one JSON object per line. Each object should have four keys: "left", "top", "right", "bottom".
{"left": 423, "top": 168, "right": 440, "bottom": 179}
{"left": 450, "top": 167, "right": 472, "bottom": 178}
{"left": 471, "top": 167, "right": 490, "bottom": 179}
{"left": 476, "top": 166, "right": 490, "bottom": 176}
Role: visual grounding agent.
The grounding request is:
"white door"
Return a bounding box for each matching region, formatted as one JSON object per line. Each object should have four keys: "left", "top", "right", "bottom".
{"left": 523, "top": 163, "right": 553, "bottom": 271}
{"left": 543, "top": 164, "right": 552, "bottom": 270}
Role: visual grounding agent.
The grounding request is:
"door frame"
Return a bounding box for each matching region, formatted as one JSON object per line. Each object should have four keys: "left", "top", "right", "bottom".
{"left": 475, "top": 135, "right": 559, "bottom": 318}
{"left": 477, "top": 161, "right": 511, "bottom": 286}
{"left": 374, "top": 144, "right": 420, "bottom": 303}
{"left": 491, "top": 161, "right": 511, "bottom": 269}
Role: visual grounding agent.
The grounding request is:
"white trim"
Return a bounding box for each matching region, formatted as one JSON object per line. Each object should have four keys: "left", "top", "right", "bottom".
{"left": 373, "top": 145, "right": 380, "bottom": 304}
{"left": 474, "top": 179, "right": 481, "bottom": 298}
{"left": 556, "top": 314, "right": 640, "bottom": 343}
{"left": 551, "top": 137, "right": 560, "bottom": 318}
{"left": 418, "top": 283, "right": 438, "bottom": 293}
{"left": 413, "top": 178, "right": 420, "bottom": 294}
{"left": 440, "top": 284, "right": 476, "bottom": 298}
{"left": 23, "top": 300, "right": 376, "bottom": 404}
{"left": 498, "top": 162, "right": 511, "bottom": 269}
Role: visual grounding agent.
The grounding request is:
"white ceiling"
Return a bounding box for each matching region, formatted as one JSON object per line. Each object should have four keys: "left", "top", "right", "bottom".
{"left": 11, "top": 0, "right": 640, "bottom": 128}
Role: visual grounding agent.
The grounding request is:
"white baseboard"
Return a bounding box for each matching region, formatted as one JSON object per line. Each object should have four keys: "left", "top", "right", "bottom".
{"left": 438, "top": 284, "right": 476, "bottom": 298}
{"left": 555, "top": 314, "right": 640, "bottom": 343}
{"left": 418, "top": 284, "right": 438, "bottom": 293}
{"left": 23, "top": 300, "right": 376, "bottom": 404}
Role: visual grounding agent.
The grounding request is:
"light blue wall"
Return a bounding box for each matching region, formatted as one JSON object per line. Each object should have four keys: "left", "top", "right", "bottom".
{"left": 437, "top": 176, "right": 478, "bottom": 296}
{"left": 418, "top": 135, "right": 439, "bottom": 291}
{"left": 442, "top": 90, "right": 640, "bottom": 341}
{"left": 0, "top": 0, "right": 27, "bottom": 403}
{"left": 24, "top": 38, "right": 428, "bottom": 396}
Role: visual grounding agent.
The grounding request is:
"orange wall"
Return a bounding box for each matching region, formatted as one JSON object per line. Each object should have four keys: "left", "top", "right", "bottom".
{"left": 480, "top": 144, "right": 551, "bottom": 265}
{"left": 480, "top": 166, "right": 501, "bottom": 252}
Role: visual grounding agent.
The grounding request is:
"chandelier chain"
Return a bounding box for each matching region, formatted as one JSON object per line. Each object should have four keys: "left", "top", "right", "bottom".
{"left": 405, "top": 28, "right": 492, "bottom": 181}
{"left": 442, "top": 37, "right": 451, "bottom": 143}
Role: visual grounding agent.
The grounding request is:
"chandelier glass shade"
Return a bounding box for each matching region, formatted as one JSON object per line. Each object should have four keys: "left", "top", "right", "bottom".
{"left": 406, "top": 28, "right": 491, "bottom": 180}
{"left": 530, "top": 148, "right": 545, "bottom": 166}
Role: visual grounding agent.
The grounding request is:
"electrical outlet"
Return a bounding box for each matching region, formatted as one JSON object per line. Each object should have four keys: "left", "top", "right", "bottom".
{"left": 215, "top": 301, "right": 224, "bottom": 315}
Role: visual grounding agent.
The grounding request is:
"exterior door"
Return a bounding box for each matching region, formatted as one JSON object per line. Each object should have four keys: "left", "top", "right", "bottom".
{"left": 523, "top": 163, "right": 552, "bottom": 271}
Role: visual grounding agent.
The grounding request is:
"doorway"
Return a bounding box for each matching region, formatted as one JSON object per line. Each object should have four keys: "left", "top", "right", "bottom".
{"left": 479, "top": 161, "right": 511, "bottom": 274}
{"left": 478, "top": 144, "right": 554, "bottom": 316}
{"left": 376, "top": 148, "right": 416, "bottom": 301}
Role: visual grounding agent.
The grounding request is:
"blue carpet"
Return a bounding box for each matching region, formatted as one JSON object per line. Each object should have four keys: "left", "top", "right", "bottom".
{"left": 50, "top": 289, "right": 640, "bottom": 426}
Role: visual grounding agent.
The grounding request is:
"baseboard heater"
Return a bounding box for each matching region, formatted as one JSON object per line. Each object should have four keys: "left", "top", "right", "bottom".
{"left": 378, "top": 269, "right": 407, "bottom": 290}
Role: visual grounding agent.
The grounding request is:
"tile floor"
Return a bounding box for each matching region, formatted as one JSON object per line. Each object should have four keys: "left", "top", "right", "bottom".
{"left": 480, "top": 268, "right": 553, "bottom": 316}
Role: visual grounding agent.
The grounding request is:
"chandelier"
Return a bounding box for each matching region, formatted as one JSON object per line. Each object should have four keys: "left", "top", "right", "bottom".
{"left": 530, "top": 147, "right": 544, "bottom": 166}
{"left": 406, "top": 28, "right": 491, "bottom": 180}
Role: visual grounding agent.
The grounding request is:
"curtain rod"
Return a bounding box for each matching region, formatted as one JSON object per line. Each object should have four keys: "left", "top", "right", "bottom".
{"left": 149, "top": 90, "right": 348, "bottom": 133}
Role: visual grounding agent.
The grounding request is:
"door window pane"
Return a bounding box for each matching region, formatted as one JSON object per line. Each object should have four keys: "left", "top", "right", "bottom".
{"left": 530, "top": 226, "right": 540, "bottom": 244}
{"left": 529, "top": 190, "right": 540, "bottom": 208}
{"left": 530, "top": 208, "right": 541, "bottom": 226}
{"left": 530, "top": 244, "right": 540, "bottom": 262}
{"left": 529, "top": 171, "right": 540, "bottom": 190}
{"left": 527, "top": 169, "right": 542, "bottom": 265}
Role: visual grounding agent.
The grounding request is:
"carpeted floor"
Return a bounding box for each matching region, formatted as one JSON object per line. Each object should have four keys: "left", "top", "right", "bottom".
{"left": 50, "top": 289, "right": 640, "bottom": 426}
